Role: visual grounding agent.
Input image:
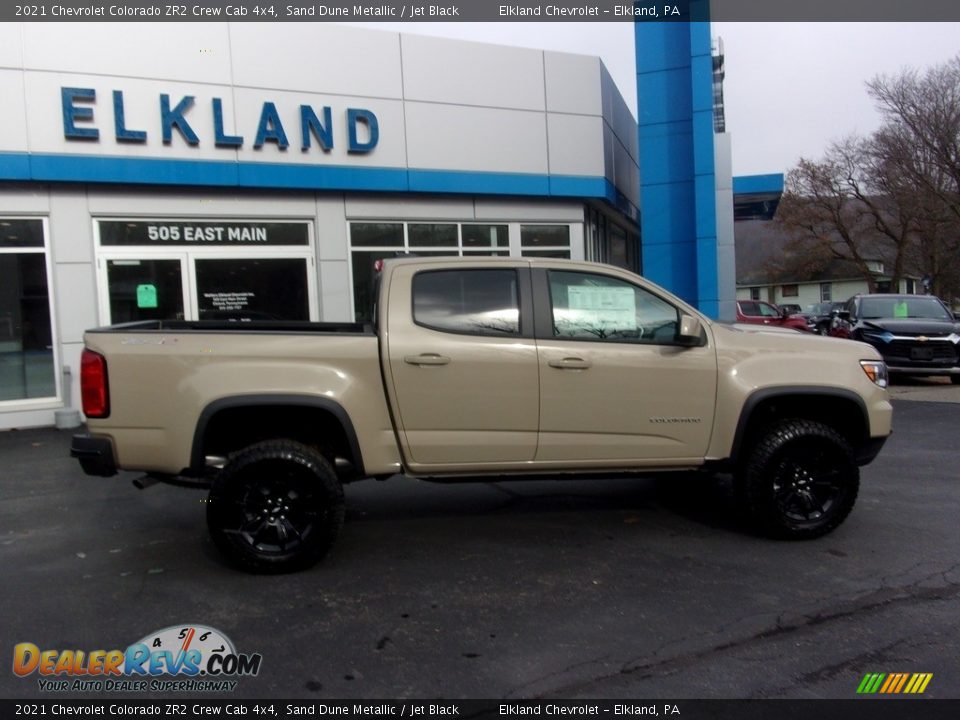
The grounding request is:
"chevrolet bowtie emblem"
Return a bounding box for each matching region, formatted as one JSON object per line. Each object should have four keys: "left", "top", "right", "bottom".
{"left": 917, "top": 336, "right": 929, "bottom": 342}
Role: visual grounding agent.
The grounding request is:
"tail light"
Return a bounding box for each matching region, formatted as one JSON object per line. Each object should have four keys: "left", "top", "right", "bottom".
{"left": 81, "top": 349, "right": 110, "bottom": 418}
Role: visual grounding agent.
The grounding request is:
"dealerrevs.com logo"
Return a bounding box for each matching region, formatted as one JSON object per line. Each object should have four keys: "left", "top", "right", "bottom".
{"left": 13, "top": 624, "right": 262, "bottom": 693}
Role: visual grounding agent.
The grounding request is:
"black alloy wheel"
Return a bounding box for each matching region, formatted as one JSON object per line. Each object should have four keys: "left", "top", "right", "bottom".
{"left": 737, "top": 419, "right": 859, "bottom": 539}
{"left": 207, "top": 440, "right": 345, "bottom": 573}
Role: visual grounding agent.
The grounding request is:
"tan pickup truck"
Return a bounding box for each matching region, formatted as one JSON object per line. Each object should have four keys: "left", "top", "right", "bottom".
{"left": 72, "top": 258, "right": 893, "bottom": 572}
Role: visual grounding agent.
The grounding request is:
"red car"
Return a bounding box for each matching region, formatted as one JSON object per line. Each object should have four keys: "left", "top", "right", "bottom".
{"left": 736, "top": 300, "right": 812, "bottom": 332}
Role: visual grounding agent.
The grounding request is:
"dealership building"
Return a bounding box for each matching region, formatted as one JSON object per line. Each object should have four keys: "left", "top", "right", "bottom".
{"left": 0, "top": 23, "right": 644, "bottom": 429}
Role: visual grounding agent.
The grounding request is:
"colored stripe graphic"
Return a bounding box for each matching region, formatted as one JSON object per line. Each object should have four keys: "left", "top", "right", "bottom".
{"left": 857, "top": 672, "right": 932, "bottom": 694}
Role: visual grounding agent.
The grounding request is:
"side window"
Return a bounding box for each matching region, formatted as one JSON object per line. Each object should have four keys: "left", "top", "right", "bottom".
{"left": 412, "top": 269, "right": 520, "bottom": 337}
{"left": 739, "top": 301, "right": 758, "bottom": 316}
{"left": 759, "top": 302, "right": 780, "bottom": 318}
{"left": 548, "top": 270, "right": 679, "bottom": 344}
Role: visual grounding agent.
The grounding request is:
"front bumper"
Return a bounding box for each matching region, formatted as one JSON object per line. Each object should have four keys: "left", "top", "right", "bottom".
{"left": 70, "top": 434, "right": 118, "bottom": 477}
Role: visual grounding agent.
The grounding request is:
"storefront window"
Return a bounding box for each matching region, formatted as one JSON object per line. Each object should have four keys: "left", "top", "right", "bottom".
{"left": 348, "top": 221, "right": 574, "bottom": 322}
{"left": 521, "top": 225, "right": 571, "bottom": 259}
{"left": 0, "top": 220, "right": 56, "bottom": 403}
{"left": 409, "top": 224, "right": 457, "bottom": 247}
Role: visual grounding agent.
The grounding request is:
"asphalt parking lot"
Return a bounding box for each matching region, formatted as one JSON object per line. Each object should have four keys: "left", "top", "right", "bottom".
{"left": 1, "top": 391, "right": 958, "bottom": 701}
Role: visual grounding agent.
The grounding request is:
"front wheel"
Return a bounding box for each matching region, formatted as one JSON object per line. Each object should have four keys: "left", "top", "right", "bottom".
{"left": 736, "top": 419, "right": 859, "bottom": 539}
{"left": 207, "top": 440, "right": 345, "bottom": 573}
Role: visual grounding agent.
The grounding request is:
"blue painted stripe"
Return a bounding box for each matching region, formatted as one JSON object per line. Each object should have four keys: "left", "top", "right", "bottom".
{"left": 29, "top": 154, "right": 239, "bottom": 186}
{"left": 0, "top": 153, "right": 623, "bottom": 204}
{"left": 733, "top": 173, "right": 784, "bottom": 195}
{"left": 408, "top": 168, "right": 549, "bottom": 195}
{"left": 0, "top": 153, "right": 33, "bottom": 180}
{"left": 237, "top": 162, "right": 409, "bottom": 192}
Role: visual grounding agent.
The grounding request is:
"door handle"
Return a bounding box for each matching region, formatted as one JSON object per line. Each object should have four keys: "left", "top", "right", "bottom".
{"left": 548, "top": 357, "right": 591, "bottom": 370}
{"left": 404, "top": 353, "right": 451, "bottom": 366}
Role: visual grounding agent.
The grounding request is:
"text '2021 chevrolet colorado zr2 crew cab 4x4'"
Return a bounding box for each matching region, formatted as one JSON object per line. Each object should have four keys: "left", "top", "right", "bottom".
{"left": 72, "top": 258, "right": 893, "bottom": 572}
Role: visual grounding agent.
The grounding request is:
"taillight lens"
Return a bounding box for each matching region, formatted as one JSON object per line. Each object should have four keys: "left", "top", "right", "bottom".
{"left": 81, "top": 349, "right": 110, "bottom": 418}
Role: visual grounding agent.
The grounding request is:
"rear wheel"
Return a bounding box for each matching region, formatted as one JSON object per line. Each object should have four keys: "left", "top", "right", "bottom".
{"left": 737, "top": 419, "right": 859, "bottom": 539}
{"left": 207, "top": 440, "right": 345, "bottom": 573}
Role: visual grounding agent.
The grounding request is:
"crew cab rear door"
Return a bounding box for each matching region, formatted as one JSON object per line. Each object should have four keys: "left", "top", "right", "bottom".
{"left": 533, "top": 267, "right": 717, "bottom": 464}
{"left": 382, "top": 261, "right": 539, "bottom": 469}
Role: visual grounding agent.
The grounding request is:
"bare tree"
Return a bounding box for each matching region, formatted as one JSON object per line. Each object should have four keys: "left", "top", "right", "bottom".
{"left": 867, "top": 56, "right": 960, "bottom": 297}
{"left": 774, "top": 55, "right": 960, "bottom": 301}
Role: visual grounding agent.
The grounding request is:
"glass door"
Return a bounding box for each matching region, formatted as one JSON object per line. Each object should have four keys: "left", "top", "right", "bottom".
{"left": 192, "top": 256, "right": 312, "bottom": 321}
{"left": 100, "top": 256, "right": 189, "bottom": 325}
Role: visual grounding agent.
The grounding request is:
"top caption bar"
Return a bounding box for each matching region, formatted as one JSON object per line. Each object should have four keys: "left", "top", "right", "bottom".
{"left": 6, "top": 0, "right": 960, "bottom": 22}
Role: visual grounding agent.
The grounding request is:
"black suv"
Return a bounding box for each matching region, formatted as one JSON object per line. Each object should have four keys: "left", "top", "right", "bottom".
{"left": 842, "top": 294, "right": 960, "bottom": 384}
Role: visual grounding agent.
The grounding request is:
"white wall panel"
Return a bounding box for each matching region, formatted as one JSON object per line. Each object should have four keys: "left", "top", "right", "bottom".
{"left": 315, "top": 195, "right": 348, "bottom": 261}
{"left": 0, "top": 185, "right": 50, "bottom": 213}
{"left": 547, "top": 115, "right": 606, "bottom": 177}
{"left": 319, "top": 260, "right": 351, "bottom": 322}
{"left": 21, "top": 23, "right": 233, "bottom": 84}
{"left": 474, "top": 199, "right": 584, "bottom": 222}
{"left": 405, "top": 103, "right": 548, "bottom": 174}
{"left": 0, "top": 70, "right": 28, "bottom": 152}
{"left": 53, "top": 263, "right": 97, "bottom": 345}
{"left": 0, "top": 24, "right": 22, "bottom": 69}
{"left": 48, "top": 190, "right": 93, "bottom": 263}
{"left": 344, "top": 196, "right": 473, "bottom": 220}
{"left": 401, "top": 34, "right": 545, "bottom": 111}
{"left": 86, "top": 188, "right": 316, "bottom": 216}
{"left": 544, "top": 52, "right": 602, "bottom": 115}
{"left": 230, "top": 25, "right": 403, "bottom": 99}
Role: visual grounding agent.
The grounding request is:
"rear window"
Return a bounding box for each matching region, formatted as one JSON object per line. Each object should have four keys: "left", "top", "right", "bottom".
{"left": 412, "top": 269, "right": 520, "bottom": 337}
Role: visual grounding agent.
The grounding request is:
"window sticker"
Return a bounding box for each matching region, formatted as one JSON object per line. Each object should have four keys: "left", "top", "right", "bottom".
{"left": 565, "top": 285, "right": 636, "bottom": 332}
{"left": 136, "top": 284, "right": 158, "bottom": 309}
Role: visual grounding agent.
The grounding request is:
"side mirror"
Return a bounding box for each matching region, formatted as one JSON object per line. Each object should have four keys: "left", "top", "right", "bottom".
{"left": 677, "top": 314, "right": 703, "bottom": 346}
{"left": 954, "top": 312, "right": 960, "bottom": 321}
{"left": 837, "top": 310, "right": 851, "bottom": 321}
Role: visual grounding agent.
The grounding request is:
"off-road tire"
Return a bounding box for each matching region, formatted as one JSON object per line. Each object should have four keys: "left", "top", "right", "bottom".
{"left": 736, "top": 419, "right": 859, "bottom": 539}
{"left": 207, "top": 440, "right": 345, "bottom": 573}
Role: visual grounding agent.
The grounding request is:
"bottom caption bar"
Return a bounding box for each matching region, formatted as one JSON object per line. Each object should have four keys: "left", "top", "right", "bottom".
{"left": 3, "top": 700, "right": 958, "bottom": 719}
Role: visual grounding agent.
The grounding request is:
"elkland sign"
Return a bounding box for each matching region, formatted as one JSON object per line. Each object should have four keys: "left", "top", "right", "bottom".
{"left": 60, "top": 87, "right": 380, "bottom": 154}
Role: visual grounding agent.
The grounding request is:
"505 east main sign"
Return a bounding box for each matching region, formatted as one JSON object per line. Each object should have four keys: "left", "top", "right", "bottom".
{"left": 60, "top": 87, "right": 380, "bottom": 154}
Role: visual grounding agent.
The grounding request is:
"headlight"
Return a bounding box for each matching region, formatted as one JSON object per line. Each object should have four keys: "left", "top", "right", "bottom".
{"left": 860, "top": 360, "right": 889, "bottom": 388}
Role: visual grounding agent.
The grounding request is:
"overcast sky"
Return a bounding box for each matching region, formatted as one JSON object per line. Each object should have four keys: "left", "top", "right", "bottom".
{"left": 345, "top": 21, "right": 960, "bottom": 178}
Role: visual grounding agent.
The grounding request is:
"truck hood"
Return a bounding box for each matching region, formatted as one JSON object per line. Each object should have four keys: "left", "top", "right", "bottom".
{"left": 714, "top": 322, "right": 883, "bottom": 365}
{"left": 857, "top": 318, "right": 960, "bottom": 337}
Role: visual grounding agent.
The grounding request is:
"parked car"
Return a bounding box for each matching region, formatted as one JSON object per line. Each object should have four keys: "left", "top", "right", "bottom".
{"left": 841, "top": 294, "right": 960, "bottom": 384}
{"left": 802, "top": 301, "right": 847, "bottom": 335}
{"left": 736, "top": 300, "right": 811, "bottom": 332}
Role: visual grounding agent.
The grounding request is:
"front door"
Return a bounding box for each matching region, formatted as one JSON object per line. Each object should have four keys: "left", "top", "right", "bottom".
{"left": 535, "top": 268, "right": 717, "bottom": 465}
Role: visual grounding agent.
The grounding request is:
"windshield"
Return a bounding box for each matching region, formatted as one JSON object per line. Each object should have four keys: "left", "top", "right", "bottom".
{"left": 805, "top": 302, "right": 835, "bottom": 315}
{"left": 859, "top": 296, "right": 951, "bottom": 320}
